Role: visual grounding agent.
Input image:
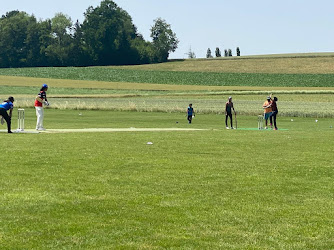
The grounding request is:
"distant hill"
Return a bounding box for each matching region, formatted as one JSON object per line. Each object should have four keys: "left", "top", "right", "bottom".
{"left": 0, "top": 53, "right": 333, "bottom": 88}
{"left": 110, "top": 52, "right": 334, "bottom": 74}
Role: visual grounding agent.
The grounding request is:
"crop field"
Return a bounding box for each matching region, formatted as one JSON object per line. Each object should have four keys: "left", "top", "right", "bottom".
{"left": 112, "top": 53, "right": 334, "bottom": 74}
{"left": 0, "top": 54, "right": 333, "bottom": 248}
{"left": 1, "top": 66, "right": 334, "bottom": 88}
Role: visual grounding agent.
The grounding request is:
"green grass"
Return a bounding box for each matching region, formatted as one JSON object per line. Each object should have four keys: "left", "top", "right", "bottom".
{"left": 0, "top": 67, "right": 334, "bottom": 87}
{"left": 0, "top": 85, "right": 173, "bottom": 96}
{"left": 0, "top": 54, "right": 333, "bottom": 248}
{"left": 1, "top": 110, "right": 333, "bottom": 248}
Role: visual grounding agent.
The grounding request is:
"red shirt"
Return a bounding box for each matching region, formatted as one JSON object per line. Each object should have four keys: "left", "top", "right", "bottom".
{"left": 34, "top": 91, "right": 47, "bottom": 107}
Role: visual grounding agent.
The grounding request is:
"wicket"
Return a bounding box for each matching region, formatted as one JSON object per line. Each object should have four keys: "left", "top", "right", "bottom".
{"left": 17, "top": 108, "right": 25, "bottom": 131}
{"left": 258, "top": 115, "right": 264, "bottom": 130}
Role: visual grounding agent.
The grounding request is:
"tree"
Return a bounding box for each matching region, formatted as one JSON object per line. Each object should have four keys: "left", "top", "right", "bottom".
{"left": 0, "top": 11, "right": 33, "bottom": 67}
{"left": 51, "top": 13, "right": 72, "bottom": 45}
{"left": 0, "top": 1, "right": 179, "bottom": 67}
{"left": 236, "top": 47, "right": 241, "bottom": 56}
{"left": 36, "top": 19, "right": 52, "bottom": 66}
{"left": 150, "top": 18, "right": 179, "bottom": 62}
{"left": 228, "top": 49, "right": 232, "bottom": 57}
{"left": 81, "top": 0, "right": 140, "bottom": 65}
{"left": 187, "top": 47, "right": 196, "bottom": 59}
{"left": 0, "top": 11, "right": 53, "bottom": 67}
{"left": 224, "top": 49, "right": 228, "bottom": 57}
{"left": 130, "top": 36, "right": 156, "bottom": 64}
{"left": 25, "top": 18, "right": 51, "bottom": 67}
{"left": 215, "top": 47, "right": 221, "bottom": 57}
{"left": 67, "top": 20, "right": 90, "bottom": 66}
{"left": 206, "top": 48, "right": 212, "bottom": 58}
{"left": 45, "top": 13, "right": 73, "bottom": 66}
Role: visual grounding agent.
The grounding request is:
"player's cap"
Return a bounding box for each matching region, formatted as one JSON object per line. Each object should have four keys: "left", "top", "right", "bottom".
{"left": 229, "top": 96, "right": 232, "bottom": 99}
{"left": 8, "top": 96, "right": 14, "bottom": 102}
{"left": 267, "top": 96, "right": 271, "bottom": 100}
{"left": 42, "top": 84, "right": 48, "bottom": 88}
{"left": 274, "top": 97, "right": 278, "bottom": 101}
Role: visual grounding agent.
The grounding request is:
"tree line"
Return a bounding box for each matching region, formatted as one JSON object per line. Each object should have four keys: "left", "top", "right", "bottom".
{"left": 0, "top": 0, "right": 179, "bottom": 68}
{"left": 206, "top": 47, "right": 241, "bottom": 58}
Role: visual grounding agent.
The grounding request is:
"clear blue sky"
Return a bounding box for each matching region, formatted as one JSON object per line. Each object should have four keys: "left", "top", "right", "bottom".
{"left": 2, "top": 0, "right": 333, "bottom": 59}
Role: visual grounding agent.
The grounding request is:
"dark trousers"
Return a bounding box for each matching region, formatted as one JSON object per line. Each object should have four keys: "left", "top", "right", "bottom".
{"left": 225, "top": 113, "right": 233, "bottom": 127}
{"left": 271, "top": 111, "right": 278, "bottom": 129}
{"left": 187, "top": 115, "right": 192, "bottom": 123}
{"left": 0, "top": 108, "right": 11, "bottom": 132}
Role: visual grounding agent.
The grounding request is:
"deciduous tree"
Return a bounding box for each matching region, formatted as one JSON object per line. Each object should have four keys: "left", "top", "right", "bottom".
{"left": 150, "top": 18, "right": 179, "bottom": 62}
{"left": 81, "top": 0, "right": 139, "bottom": 65}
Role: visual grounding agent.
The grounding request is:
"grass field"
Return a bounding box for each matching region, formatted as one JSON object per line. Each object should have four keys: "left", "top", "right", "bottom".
{"left": 1, "top": 110, "right": 333, "bottom": 248}
{"left": 0, "top": 54, "right": 333, "bottom": 248}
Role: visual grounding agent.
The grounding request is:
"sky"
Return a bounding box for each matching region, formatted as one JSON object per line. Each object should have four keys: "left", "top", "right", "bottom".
{"left": 1, "top": 0, "right": 333, "bottom": 59}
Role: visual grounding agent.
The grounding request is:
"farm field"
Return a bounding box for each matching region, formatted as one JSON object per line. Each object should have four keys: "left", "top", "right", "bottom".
{"left": 0, "top": 54, "right": 334, "bottom": 88}
{"left": 0, "top": 54, "right": 333, "bottom": 248}
{"left": 0, "top": 110, "right": 334, "bottom": 248}
{"left": 1, "top": 66, "right": 334, "bottom": 88}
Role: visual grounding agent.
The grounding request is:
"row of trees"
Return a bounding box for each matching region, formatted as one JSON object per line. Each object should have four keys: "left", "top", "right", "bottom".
{"left": 0, "top": 0, "right": 179, "bottom": 68}
{"left": 206, "top": 47, "right": 241, "bottom": 58}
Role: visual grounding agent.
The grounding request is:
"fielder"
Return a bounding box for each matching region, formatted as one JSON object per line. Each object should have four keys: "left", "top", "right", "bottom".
{"left": 0, "top": 96, "right": 15, "bottom": 133}
{"left": 34, "top": 84, "right": 49, "bottom": 131}
{"left": 225, "top": 96, "right": 236, "bottom": 129}
{"left": 187, "top": 104, "right": 195, "bottom": 124}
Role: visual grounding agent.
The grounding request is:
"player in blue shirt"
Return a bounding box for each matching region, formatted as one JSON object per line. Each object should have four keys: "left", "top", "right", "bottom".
{"left": 0, "top": 96, "right": 14, "bottom": 133}
{"left": 187, "top": 104, "right": 195, "bottom": 124}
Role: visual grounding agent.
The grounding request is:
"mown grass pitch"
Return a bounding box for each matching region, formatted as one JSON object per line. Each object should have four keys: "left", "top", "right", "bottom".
{"left": 0, "top": 110, "right": 333, "bottom": 248}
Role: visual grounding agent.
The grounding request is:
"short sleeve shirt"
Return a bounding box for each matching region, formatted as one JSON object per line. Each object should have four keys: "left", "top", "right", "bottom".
{"left": 34, "top": 91, "right": 47, "bottom": 107}
{"left": 0, "top": 101, "right": 13, "bottom": 110}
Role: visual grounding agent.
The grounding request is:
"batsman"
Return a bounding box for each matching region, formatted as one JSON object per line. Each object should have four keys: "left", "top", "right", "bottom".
{"left": 34, "top": 84, "right": 49, "bottom": 131}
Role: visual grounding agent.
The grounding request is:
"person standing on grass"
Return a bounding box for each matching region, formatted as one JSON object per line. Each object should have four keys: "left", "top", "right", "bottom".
{"left": 187, "top": 104, "right": 195, "bottom": 124}
{"left": 0, "top": 96, "right": 15, "bottom": 133}
{"left": 270, "top": 96, "right": 279, "bottom": 130}
{"left": 35, "top": 84, "right": 49, "bottom": 131}
{"left": 225, "top": 96, "right": 236, "bottom": 129}
{"left": 262, "top": 96, "right": 273, "bottom": 129}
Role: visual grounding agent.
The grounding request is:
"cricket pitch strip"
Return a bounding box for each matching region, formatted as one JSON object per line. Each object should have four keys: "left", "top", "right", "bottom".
{"left": 42, "top": 128, "right": 208, "bottom": 133}
{"left": 0, "top": 128, "right": 207, "bottom": 134}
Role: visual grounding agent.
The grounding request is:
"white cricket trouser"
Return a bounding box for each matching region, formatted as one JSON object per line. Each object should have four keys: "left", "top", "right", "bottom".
{"left": 35, "top": 106, "right": 44, "bottom": 129}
